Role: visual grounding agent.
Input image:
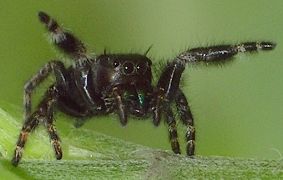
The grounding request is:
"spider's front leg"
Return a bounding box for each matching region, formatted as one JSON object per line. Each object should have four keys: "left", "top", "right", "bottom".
{"left": 38, "top": 11, "right": 96, "bottom": 109}
{"left": 153, "top": 60, "right": 186, "bottom": 154}
{"left": 12, "top": 61, "right": 67, "bottom": 166}
{"left": 153, "top": 41, "right": 275, "bottom": 156}
{"left": 179, "top": 41, "right": 275, "bottom": 63}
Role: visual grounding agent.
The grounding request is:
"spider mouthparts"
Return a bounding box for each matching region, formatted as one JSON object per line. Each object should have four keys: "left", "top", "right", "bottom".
{"left": 38, "top": 11, "right": 50, "bottom": 24}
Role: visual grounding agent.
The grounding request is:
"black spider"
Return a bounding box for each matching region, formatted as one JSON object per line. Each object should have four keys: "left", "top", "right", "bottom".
{"left": 11, "top": 11, "right": 276, "bottom": 166}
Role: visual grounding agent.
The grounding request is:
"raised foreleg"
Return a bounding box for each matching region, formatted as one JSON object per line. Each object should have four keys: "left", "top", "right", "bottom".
{"left": 152, "top": 41, "right": 275, "bottom": 156}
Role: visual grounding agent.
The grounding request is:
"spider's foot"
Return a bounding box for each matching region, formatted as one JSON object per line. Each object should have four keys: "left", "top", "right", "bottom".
{"left": 11, "top": 146, "right": 23, "bottom": 166}
{"left": 256, "top": 41, "right": 276, "bottom": 51}
{"left": 52, "top": 140, "right": 63, "bottom": 160}
{"left": 11, "top": 158, "right": 19, "bottom": 167}
{"left": 11, "top": 157, "right": 20, "bottom": 167}
{"left": 186, "top": 140, "right": 195, "bottom": 157}
{"left": 38, "top": 11, "right": 50, "bottom": 24}
{"left": 185, "top": 125, "right": 195, "bottom": 156}
{"left": 38, "top": 11, "right": 60, "bottom": 33}
{"left": 170, "top": 138, "right": 181, "bottom": 154}
{"left": 55, "top": 151, "right": 63, "bottom": 160}
{"left": 236, "top": 41, "right": 276, "bottom": 52}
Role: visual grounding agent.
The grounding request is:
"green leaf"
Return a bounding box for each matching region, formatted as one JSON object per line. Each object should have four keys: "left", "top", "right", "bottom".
{"left": 1, "top": 101, "right": 283, "bottom": 179}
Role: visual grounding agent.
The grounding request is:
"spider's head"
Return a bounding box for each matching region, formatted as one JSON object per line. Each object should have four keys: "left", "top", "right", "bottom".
{"left": 92, "top": 53, "right": 152, "bottom": 93}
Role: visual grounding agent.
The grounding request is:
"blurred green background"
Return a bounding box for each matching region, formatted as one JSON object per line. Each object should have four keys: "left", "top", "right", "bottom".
{"left": 0, "top": 0, "right": 282, "bottom": 163}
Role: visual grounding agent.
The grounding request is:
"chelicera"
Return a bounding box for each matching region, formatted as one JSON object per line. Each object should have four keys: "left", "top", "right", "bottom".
{"left": 12, "top": 11, "right": 276, "bottom": 166}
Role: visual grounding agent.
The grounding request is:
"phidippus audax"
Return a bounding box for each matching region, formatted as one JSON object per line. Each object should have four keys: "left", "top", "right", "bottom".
{"left": 12, "top": 11, "right": 276, "bottom": 166}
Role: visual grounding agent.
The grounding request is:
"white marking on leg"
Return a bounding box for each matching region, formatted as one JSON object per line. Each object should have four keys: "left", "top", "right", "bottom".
{"left": 256, "top": 42, "right": 261, "bottom": 50}
{"left": 50, "top": 31, "right": 66, "bottom": 43}
{"left": 237, "top": 44, "right": 246, "bottom": 53}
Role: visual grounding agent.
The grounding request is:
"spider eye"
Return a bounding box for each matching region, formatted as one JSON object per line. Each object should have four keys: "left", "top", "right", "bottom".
{"left": 122, "top": 62, "right": 134, "bottom": 75}
{"left": 113, "top": 60, "right": 120, "bottom": 68}
{"left": 136, "top": 62, "right": 147, "bottom": 74}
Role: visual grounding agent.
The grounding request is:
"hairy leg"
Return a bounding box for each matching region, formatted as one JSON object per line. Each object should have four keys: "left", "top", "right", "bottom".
{"left": 153, "top": 61, "right": 185, "bottom": 125}
{"left": 12, "top": 86, "right": 62, "bottom": 166}
{"left": 153, "top": 41, "right": 275, "bottom": 155}
{"left": 153, "top": 41, "right": 276, "bottom": 123}
{"left": 38, "top": 11, "right": 97, "bottom": 108}
{"left": 23, "top": 60, "right": 67, "bottom": 121}
{"left": 11, "top": 113, "right": 40, "bottom": 166}
{"left": 38, "top": 11, "right": 87, "bottom": 61}
{"left": 164, "top": 104, "right": 181, "bottom": 154}
{"left": 178, "top": 41, "right": 275, "bottom": 63}
{"left": 40, "top": 86, "right": 62, "bottom": 160}
{"left": 175, "top": 89, "right": 195, "bottom": 156}
{"left": 13, "top": 60, "right": 67, "bottom": 166}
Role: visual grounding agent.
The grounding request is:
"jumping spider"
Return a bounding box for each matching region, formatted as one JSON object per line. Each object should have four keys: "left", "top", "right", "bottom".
{"left": 12, "top": 11, "right": 275, "bottom": 166}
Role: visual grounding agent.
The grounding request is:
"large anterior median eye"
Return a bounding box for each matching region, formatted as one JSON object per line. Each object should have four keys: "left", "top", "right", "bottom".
{"left": 136, "top": 62, "right": 147, "bottom": 74}
{"left": 122, "top": 62, "right": 134, "bottom": 74}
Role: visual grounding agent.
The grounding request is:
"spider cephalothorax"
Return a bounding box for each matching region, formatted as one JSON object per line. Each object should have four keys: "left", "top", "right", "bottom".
{"left": 12, "top": 11, "right": 276, "bottom": 166}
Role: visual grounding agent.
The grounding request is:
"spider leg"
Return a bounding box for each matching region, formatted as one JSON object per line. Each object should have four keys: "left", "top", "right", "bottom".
{"left": 11, "top": 111, "right": 40, "bottom": 166}
{"left": 12, "top": 85, "right": 62, "bottom": 166}
{"left": 175, "top": 89, "right": 195, "bottom": 156}
{"left": 23, "top": 61, "right": 67, "bottom": 121}
{"left": 38, "top": 12, "right": 97, "bottom": 109}
{"left": 40, "top": 86, "right": 62, "bottom": 160}
{"left": 178, "top": 41, "right": 275, "bottom": 63}
{"left": 38, "top": 11, "right": 88, "bottom": 62}
{"left": 153, "top": 41, "right": 275, "bottom": 155}
{"left": 151, "top": 60, "right": 184, "bottom": 155}
{"left": 152, "top": 90, "right": 162, "bottom": 126}
{"left": 164, "top": 104, "right": 181, "bottom": 154}
{"left": 113, "top": 87, "right": 128, "bottom": 126}
{"left": 13, "top": 61, "right": 67, "bottom": 166}
{"left": 153, "top": 60, "right": 185, "bottom": 126}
